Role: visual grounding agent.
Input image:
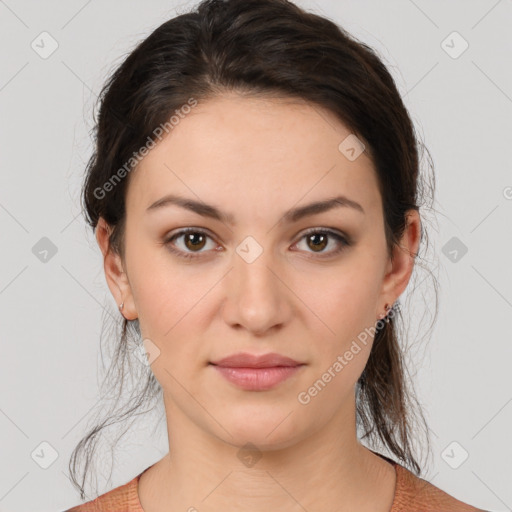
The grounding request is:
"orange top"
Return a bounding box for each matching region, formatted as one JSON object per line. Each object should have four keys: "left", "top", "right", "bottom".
{"left": 66, "top": 453, "right": 485, "bottom": 511}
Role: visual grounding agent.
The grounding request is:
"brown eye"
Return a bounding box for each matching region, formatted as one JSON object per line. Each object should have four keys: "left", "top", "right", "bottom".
{"left": 164, "top": 228, "right": 217, "bottom": 259}
{"left": 293, "top": 228, "right": 350, "bottom": 258}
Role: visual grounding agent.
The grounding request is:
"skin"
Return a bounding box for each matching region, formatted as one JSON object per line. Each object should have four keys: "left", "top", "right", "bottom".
{"left": 96, "top": 92, "right": 421, "bottom": 511}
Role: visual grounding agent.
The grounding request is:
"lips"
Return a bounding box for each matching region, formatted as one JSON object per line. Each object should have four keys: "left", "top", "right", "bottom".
{"left": 210, "top": 352, "right": 303, "bottom": 368}
{"left": 209, "top": 352, "right": 305, "bottom": 391}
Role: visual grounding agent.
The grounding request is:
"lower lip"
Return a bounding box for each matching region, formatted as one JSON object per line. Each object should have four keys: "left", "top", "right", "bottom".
{"left": 211, "top": 364, "right": 304, "bottom": 391}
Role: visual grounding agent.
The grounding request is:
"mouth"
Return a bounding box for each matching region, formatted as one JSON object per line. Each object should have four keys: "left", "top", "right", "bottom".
{"left": 209, "top": 352, "right": 305, "bottom": 391}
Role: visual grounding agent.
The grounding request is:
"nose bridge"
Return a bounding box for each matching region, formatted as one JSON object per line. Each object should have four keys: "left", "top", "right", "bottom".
{"left": 224, "top": 234, "right": 288, "bottom": 332}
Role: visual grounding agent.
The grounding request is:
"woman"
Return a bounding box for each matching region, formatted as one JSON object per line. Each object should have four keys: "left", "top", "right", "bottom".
{"left": 66, "top": 0, "right": 486, "bottom": 510}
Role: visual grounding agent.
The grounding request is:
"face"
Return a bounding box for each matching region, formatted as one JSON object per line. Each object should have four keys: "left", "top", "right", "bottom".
{"left": 98, "top": 92, "right": 419, "bottom": 452}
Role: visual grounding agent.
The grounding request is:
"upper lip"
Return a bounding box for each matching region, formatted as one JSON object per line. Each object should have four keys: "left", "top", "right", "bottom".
{"left": 210, "top": 352, "right": 303, "bottom": 368}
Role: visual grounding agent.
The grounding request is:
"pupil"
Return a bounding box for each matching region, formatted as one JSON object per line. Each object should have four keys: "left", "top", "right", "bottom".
{"left": 309, "top": 233, "right": 327, "bottom": 251}
{"left": 186, "top": 233, "right": 205, "bottom": 250}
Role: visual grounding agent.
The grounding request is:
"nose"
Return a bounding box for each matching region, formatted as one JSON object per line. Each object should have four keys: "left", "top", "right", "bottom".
{"left": 221, "top": 243, "right": 292, "bottom": 335}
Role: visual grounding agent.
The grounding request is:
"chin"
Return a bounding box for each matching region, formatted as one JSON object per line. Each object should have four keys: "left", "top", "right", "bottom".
{"left": 215, "top": 409, "right": 305, "bottom": 451}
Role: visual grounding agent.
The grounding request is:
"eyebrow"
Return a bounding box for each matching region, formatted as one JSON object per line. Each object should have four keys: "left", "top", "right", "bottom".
{"left": 146, "top": 193, "right": 364, "bottom": 224}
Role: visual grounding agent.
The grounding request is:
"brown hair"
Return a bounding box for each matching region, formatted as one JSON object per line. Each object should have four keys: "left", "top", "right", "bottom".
{"left": 70, "top": 0, "right": 437, "bottom": 500}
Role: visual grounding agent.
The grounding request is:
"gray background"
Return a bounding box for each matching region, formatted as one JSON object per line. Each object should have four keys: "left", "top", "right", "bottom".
{"left": 1, "top": 0, "right": 511, "bottom": 510}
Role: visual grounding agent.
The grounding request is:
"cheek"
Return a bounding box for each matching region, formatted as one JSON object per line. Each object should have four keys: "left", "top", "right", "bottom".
{"left": 297, "top": 264, "right": 381, "bottom": 338}
{"left": 128, "top": 256, "right": 216, "bottom": 377}
{"left": 127, "top": 242, "right": 203, "bottom": 333}
{"left": 294, "top": 264, "right": 381, "bottom": 389}
{"left": 134, "top": 279, "right": 207, "bottom": 362}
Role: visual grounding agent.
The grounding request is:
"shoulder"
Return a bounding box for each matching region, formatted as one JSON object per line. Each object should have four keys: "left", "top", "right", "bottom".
{"left": 392, "top": 463, "right": 488, "bottom": 512}
{"left": 64, "top": 473, "right": 144, "bottom": 512}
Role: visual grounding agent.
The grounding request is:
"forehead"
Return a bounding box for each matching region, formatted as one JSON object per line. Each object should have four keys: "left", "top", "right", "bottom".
{"left": 126, "top": 93, "right": 382, "bottom": 222}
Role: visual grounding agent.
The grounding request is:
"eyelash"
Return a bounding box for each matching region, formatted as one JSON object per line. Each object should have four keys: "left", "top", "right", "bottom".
{"left": 163, "top": 227, "right": 351, "bottom": 261}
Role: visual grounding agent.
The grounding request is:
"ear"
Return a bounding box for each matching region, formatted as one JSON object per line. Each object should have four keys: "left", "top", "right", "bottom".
{"left": 95, "top": 216, "right": 138, "bottom": 320}
{"left": 378, "top": 209, "right": 421, "bottom": 316}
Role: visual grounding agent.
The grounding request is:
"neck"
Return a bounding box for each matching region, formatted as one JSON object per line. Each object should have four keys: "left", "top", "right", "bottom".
{"left": 138, "top": 393, "right": 397, "bottom": 511}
